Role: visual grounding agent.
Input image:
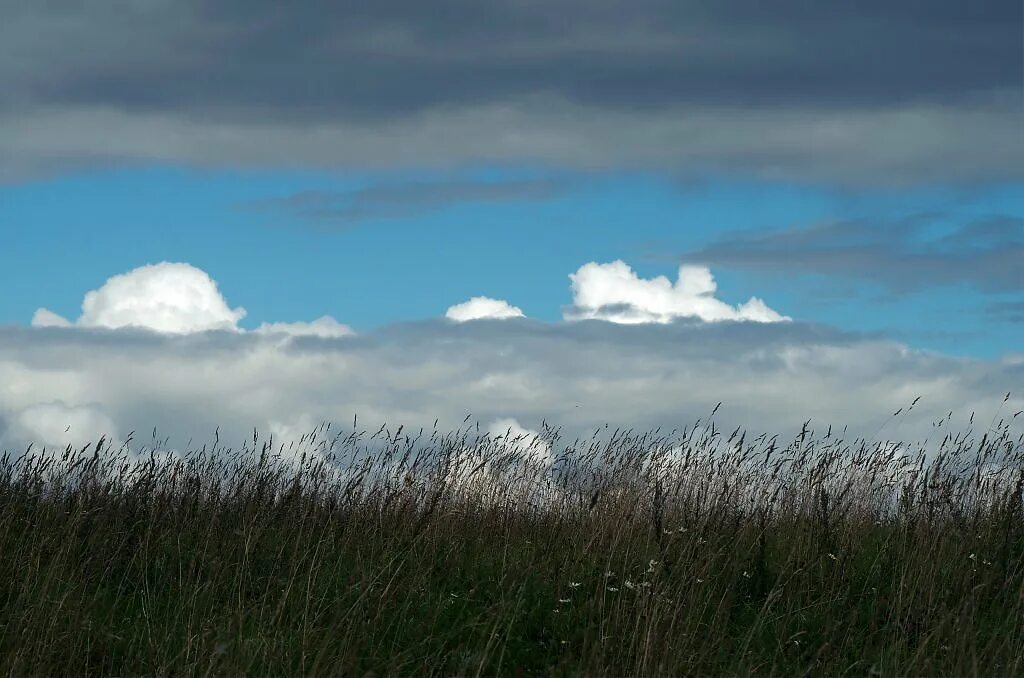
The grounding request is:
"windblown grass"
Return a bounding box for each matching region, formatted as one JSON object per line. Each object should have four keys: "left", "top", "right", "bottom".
{"left": 1, "top": 407, "right": 1022, "bottom": 676}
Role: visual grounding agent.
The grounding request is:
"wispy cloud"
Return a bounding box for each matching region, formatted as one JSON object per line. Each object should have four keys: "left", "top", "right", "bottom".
{"left": 684, "top": 215, "right": 1024, "bottom": 294}
{"left": 246, "top": 177, "right": 571, "bottom": 226}
{"left": 988, "top": 300, "right": 1024, "bottom": 324}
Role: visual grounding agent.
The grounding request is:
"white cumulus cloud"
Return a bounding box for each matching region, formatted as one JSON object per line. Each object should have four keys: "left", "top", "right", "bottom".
{"left": 446, "top": 296, "right": 525, "bottom": 322}
{"left": 32, "top": 262, "right": 246, "bottom": 334}
{"left": 565, "top": 260, "right": 789, "bottom": 324}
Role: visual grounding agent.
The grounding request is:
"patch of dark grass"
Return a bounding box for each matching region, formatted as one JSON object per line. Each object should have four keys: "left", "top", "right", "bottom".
{"left": 0, "top": 412, "right": 1022, "bottom": 675}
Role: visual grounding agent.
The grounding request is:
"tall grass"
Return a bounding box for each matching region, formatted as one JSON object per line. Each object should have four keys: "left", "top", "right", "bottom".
{"left": 0, "top": 408, "right": 1022, "bottom": 676}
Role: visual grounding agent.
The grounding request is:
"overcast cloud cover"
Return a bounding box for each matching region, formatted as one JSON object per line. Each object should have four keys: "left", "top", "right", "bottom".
{"left": 1, "top": 0, "right": 1020, "bottom": 184}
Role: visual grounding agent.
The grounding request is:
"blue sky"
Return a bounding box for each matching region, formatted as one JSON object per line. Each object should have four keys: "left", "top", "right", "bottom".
{"left": 4, "top": 167, "right": 1022, "bottom": 357}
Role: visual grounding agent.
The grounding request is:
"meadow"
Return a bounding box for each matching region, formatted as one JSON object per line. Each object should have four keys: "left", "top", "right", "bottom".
{"left": 0, "top": 407, "right": 1022, "bottom": 676}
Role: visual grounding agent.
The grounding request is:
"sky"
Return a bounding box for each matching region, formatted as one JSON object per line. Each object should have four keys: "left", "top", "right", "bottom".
{"left": 0, "top": 1, "right": 1022, "bottom": 452}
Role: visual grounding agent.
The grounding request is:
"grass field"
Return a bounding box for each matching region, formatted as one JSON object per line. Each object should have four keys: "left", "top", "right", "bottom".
{"left": 1, "top": 410, "right": 1022, "bottom": 676}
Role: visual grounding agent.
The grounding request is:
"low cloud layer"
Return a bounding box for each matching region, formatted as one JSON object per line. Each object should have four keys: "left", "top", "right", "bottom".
{"left": 5, "top": 261, "right": 1019, "bottom": 453}
{"left": 7, "top": 402, "right": 120, "bottom": 451}
{"left": 255, "top": 317, "right": 355, "bottom": 339}
{"left": 1, "top": 321, "right": 1018, "bottom": 454}
{"left": 487, "top": 418, "right": 553, "bottom": 466}
{"left": 566, "top": 261, "right": 788, "bottom": 324}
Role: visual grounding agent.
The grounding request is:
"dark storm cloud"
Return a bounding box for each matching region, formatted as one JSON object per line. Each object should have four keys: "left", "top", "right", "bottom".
{"left": 0, "top": 0, "right": 1021, "bottom": 182}
{"left": 4, "top": 0, "right": 1018, "bottom": 116}
{"left": 247, "top": 177, "right": 571, "bottom": 226}
{"left": 684, "top": 215, "right": 1024, "bottom": 294}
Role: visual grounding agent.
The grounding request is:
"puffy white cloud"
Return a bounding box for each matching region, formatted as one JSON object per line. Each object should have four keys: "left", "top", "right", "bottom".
{"left": 566, "top": 260, "right": 789, "bottom": 324}
{"left": 446, "top": 296, "right": 525, "bottom": 322}
{"left": 32, "top": 262, "right": 246, "bottom": 334}
{"left": 255, "top": 316, "right": 354, "bottom": 339}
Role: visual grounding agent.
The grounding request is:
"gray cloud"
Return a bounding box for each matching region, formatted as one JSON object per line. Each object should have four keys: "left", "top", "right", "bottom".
{"left": 683, "top": 215, "right": 1024, "bottom": 294}
{"left": 246, "top": 177, "right": 571, "bottom": 226}
{"left": 0, "top": 1, "right": 1020, "bottom": 183}
{"left": 0, "top": 320, "right": 1020, "bottom": 453}
{"left": 4, "top": 1, "right": 1016, "bottom": 116}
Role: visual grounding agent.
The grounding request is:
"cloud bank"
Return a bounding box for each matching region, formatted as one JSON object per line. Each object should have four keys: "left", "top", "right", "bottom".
{"left": 487, "top": 418, "right": 553, "bottom": 466}
{"left": 4, "top": 261, "right": 1019, "bottom": 454}
{"left": 255, "top": 317, "right": 355, "bottom": 339}
{"left": 1, "top": 321, "right": 1018, "bottom": 455}
{"left": 7, "top": 402, "right": 120, "bottom": 451}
